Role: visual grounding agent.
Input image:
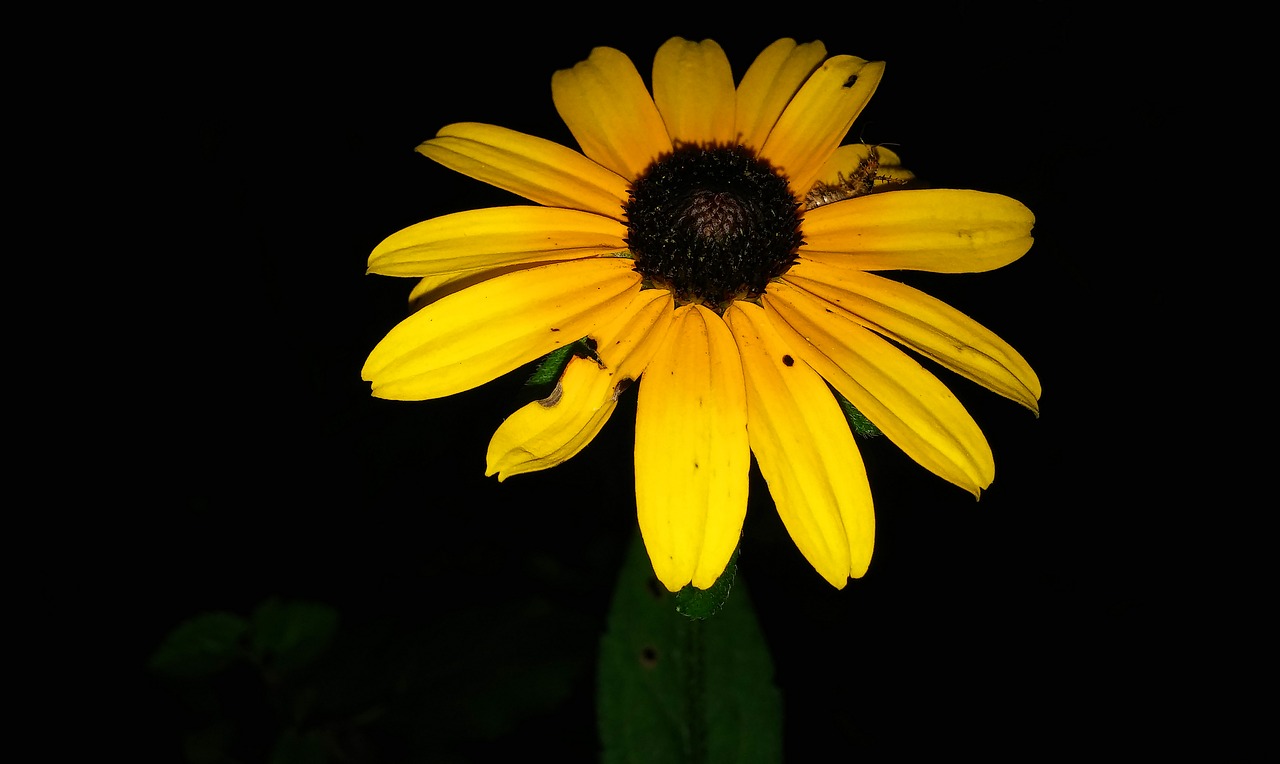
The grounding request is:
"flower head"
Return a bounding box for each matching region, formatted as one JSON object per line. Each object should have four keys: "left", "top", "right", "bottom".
{"left": 362, "top": 38, "right": 1040, "bottom": 592}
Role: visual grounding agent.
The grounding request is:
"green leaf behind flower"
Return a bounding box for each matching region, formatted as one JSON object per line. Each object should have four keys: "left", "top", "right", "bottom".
{"left": 836, "top": 390, "right": 882, "bottom": 438}
{"left": 598, "top": 533, "right": 782, "bottom": 764}
{"left": 675, "top": 547, "right": 738, "bottom": 619}
{"left": 525, "top": 337, "right": 599, "bottom": 387}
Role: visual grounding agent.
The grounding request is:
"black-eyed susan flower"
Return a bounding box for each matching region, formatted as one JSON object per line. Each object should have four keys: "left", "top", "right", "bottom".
{"left": 362, "top": 38, "right": 1040, "bottom": 592}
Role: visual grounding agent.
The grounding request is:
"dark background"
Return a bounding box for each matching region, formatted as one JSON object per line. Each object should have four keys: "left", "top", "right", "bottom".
{"left": 127, "top": 11, "right": 1191, "bottom": 762}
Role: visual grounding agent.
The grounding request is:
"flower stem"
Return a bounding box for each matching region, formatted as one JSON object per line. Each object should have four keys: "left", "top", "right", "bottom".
{"left": 686, "top": 615, "right": 706, "bottom": 764}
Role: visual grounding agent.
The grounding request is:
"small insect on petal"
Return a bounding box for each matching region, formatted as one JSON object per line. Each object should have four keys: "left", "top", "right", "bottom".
{"left": 804, "top": 145, "right": 910, "bottom": 209}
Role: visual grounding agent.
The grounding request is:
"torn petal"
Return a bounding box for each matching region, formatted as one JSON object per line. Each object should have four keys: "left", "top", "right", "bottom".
{"left": 486, "top": 289, "right": 674, "bottom": 479}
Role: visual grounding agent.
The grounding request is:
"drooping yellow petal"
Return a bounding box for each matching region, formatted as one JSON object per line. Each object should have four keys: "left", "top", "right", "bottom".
{"left": 417, "top": 123, "right": 631, "bottom": 220}
{"left": 761, "top": 55, "right": 884, "bottom": 196}
{"left": 486, "top": 289, "right": 674, "bottom": 480}
{"left": 552, "top": 46, "right": 673, "bottom": 181}
{"left": 652, "top": 38, "right": 736, "bottom": 146}
{"left": 784, "top": 262, "right": 1041, "bottom": 413}
{"left": 725, "top": 302, "right": 874, "bottom": 586}
{"left": 734, "top": 39, "right": 828, "bottom": 153}
{"left": 368, "top": 206, "right": 627, "bottom": 277}
{"left": 763, "top": 280, "right": 994, "bottom": 496}
{"left": 363, "top": 258, "right": 641, "bottom": 400}
{"left": 800, "top": 188, "right": 1035, "bottom": 272}
{"left": 634, "top": 304, "right": 749, "bottom": 591}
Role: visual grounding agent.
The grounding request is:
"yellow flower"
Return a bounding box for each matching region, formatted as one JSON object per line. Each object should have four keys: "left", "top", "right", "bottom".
{"left": 362, "top": 38, "right": 1040, "bottom": 592}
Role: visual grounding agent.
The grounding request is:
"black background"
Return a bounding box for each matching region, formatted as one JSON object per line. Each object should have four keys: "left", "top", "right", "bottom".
{"left": 125, "top": 10, "right": 1194, "bottom": 761}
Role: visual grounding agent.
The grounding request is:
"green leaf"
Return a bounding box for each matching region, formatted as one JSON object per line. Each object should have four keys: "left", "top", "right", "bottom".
{"left": 675, "top": 547, "right": 738, "bottom": 619}
{"left": 148, "top": 612, "right": 249, "bottom": 680}
{"left": 836, "top": 391, "right": 881, "bottom": 438}
{"left": 598, "top": 533, "right": 782, "bottom": 764}
{"left": 524, "top": 337, "right": 598, "bottom": 387}
{"left": 250, "top": 598, "right": 339, "bottom": 672}
{"left": 270, "top": 728, "right": 330, "bottom": 764}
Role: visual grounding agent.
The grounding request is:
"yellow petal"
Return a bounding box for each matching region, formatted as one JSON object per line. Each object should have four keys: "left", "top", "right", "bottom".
{"left": 634, "top": 304, "right": 749, "bottom": 591}
{"left": 486, "top": 289, "right": 674, "bottom": 480}
{"left": 368, "top": 206, "right": 628, "bottom": 276}
{"left": 761, "top": 55, "right": 885, "bottom": 196}
{"left": 724, "top": 302, "right": 874, "bottom": 586}
{"left": 778, "top": 264, "right": 1039, "bottom": 414}
{"left": 734, "top": 39, "right": 828, "bottom": 153}
{"left": 652, "top": 38, "right": 736, "bottom": 146}
{"left": 363, "top": 258, "right": 641, "bottom": 400}
{"left": 800, "top": 188, "right": 1035, "bottom": 272}
{"left": 763, "top": 280, "right": 994, "bottom": 496}
{"left": 417, "top": 122, "right": 631, "bottom": 220}
{"left": 552, "top": 46, "right": 673, "bottom": 181}
{"left": 406, "top": 263, "right": 541, "bottom": 313}
{"left": 785, "top": 262, "right": 1041, "bottom": 413}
